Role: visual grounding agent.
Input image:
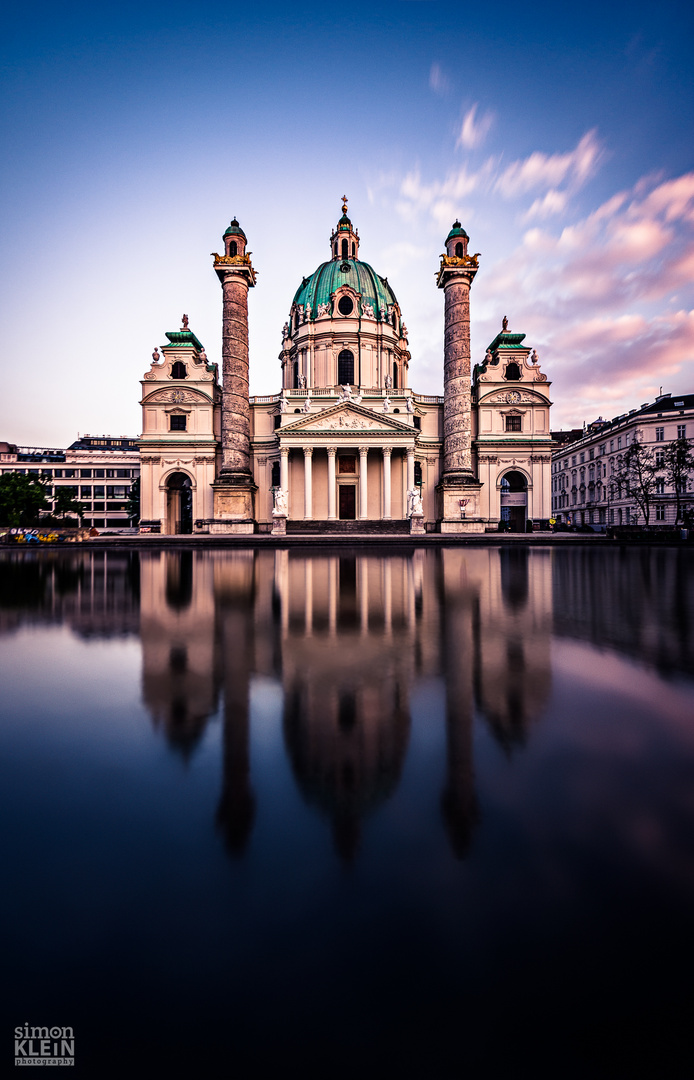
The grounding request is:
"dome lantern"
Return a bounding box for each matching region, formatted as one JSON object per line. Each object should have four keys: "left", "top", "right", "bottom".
{"left": 329, "top": 195, "right": 360, "bottom": 261}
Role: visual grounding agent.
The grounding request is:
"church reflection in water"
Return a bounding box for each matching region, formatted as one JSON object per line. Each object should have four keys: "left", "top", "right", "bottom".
{"left": 138, "top": 545, "right": 554, "bottom": 860}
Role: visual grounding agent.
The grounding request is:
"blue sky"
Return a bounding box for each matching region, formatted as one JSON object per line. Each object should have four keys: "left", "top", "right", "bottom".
{"left": 1, "top": 0, "right": 693, "bottom": 444}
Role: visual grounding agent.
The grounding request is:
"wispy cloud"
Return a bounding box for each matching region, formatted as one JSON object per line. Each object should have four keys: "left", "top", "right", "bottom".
{"left": 494, "top": 130, "right": 602, "bottom": 199}
{"left": 457, "top": 104, "right": 494, "bottom": 149}
{"left": 429, "top": 62, "right": 449, "bottom": 96}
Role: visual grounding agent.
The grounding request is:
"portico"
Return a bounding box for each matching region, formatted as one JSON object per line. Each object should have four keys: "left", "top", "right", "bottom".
{"left": 268, "top": 403, "right": 419, "bottom": 522}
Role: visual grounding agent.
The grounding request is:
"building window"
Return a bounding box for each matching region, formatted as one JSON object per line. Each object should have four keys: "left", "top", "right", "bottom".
{"left": 655, "top": 450, "right": 665, "bottom": 466}
{"left": 80, "top": 486, "right": 92, "bottom": 497}
{"left": 600, "top": 445, "right": 606, "bottom": 455}
{"left": 617, "top": 436, "right": 622, "bottom": 449}
{"left": 589, "top": 449, "right": 594, "bottom": 460}
{"left": 229, "top": 240, "right": 237, "bottom": 257}
{"left": 271, "top": 461, "right": 280, "bottom": 487}
{"left": 656, "top": 505, "right": 665, "bottom": 521}
{"left": 94, "top": 486, "right": 105, "bottom": 497}
{"left": 170, "top": 415, "right": 187, "bottom": 431}
{"left": 337, "top": 350, "right": 354, "bottom": 384}
{"left": 678, "top": 425, "right": 686, "bottom": 439}
{"left": 505, "top": 415, "right": 522, "bottom": 432}
{"left": 655, "top": 427, "right": 664, "bottom": 441}
{"left": 414, "top": 461, "right": 423, "bottom": 485}
{"left": 655, "top": 478, "right": 665, "bottom": 494}
{"left": 171, "top": 362, "right": 187, "bottom": 380}
{"left": 341, "top": 239, "right": 349, "bottom": 260}
{"left": 338, "top": 295, "right": 354, "bottom": 316}
{"left": 293, "top": 361, "right": 299, "bottom": 388}
{"left": 352, "top": 242, "right": 356, "bottom": 258}
{"left": 413, "top": 415, "right": 421, "bottom": 430}
{"left": 505, "top": 362, "right": 521, "bottom": 380}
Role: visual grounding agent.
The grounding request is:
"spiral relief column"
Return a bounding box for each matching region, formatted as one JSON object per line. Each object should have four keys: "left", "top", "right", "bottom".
{"left": 212, "top": 218, "right": 257, "bottom": 533}
{"left": 436, "top": 221, "right": 483, "bottom": 533}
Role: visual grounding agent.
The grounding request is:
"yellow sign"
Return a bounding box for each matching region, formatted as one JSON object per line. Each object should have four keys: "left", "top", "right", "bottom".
{"left": 549, "top": 518, "right": 556, "bottom": 525}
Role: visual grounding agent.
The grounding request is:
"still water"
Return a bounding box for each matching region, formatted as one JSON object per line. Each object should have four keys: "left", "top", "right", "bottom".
{"left": 1, "top": 545, "right": 692, "bottom": 1077}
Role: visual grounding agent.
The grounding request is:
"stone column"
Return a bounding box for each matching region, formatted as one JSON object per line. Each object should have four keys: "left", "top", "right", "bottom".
{"left": 211, "top": 233, "right": 257, "bottom": 533}
{"left": 327, "top": 447, "right": 337, "bottom": 520}
{"left": 406, "top": 447, "right": 415, "bottom": 492}
{"left": 359, "top": 446, "right": 369, "bottom": 520}
{"left": 382, "top": 447, "right": 392, "bottom": 520}
{"left": 435, "top": 231, "right": 483, "bottom": 532}
{"left": 303, "top": 447, "right": 313, "bottom": 520}
{"left": 280, "top": 447, "right": 289, "bottom": 515}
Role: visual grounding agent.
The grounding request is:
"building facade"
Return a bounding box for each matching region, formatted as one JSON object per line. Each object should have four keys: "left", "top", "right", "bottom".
{"left": 551, "top": 392, "right": 694, "bottom": 527}
{"left": 139, "top": 202, "right": 552, "bottom": 534}
{"left": 0, "top": 436, "right": 139, "bottom": 529}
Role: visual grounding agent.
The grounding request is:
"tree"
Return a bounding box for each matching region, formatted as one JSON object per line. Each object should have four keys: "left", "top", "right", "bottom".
{"left": 127, "top": 477, "right": 140, "bottom": 523}
{"left": 0, "top": 473, "right": 49, "bottom": 526}
{"left": 52, "top": 487, "right": 84, "bottom": 523}
{"left": 614, "top": 436, "right": 659, "bottom": 525}
{"left": 661, "top": 437, "right": 694, "bottom": 525}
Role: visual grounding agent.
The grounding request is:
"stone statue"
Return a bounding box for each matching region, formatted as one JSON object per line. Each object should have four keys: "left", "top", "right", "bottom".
{"left": 406, "top": 396, "right": 415, "bottom": 414}
{"left": 340, "top": 384, "right": 351, "bottom": 400}
{"left": 408, "top": 488, "right": 423, "bottom": 516}
{"left": 182, "top": 314, "right": 189, "bottom": 329}
{"left": 302, "top": 394, "right": 311, "bottom": 412}
{"left": 502, "top": 315, "right": 508, "bottom": 332}
{"left": 484, "top": 349, "right": 493, "bottom": 364}
{"left": 282, "top": 321, "right": 290, "bottom": 340}
{"left": 198, "top": 349, "right": 207, "bottom": 363}
{"left": 272, "top": 488, "right": 287, "bottom": 516}
{"left": 317, "top": 302, "right": 330, "bottom": 318}
{"left": 304, "top": 303, "right": 311, "bottom": 320}
{"left": 298, "top": 373, "right": 307, "bottom": 389}
{"left": 383, "top": 396, "right": 391, "bottom": 412}
{"left": 279, "top": 396, "right": 287, "bottom": 413}
{"left": 361, "top": 300, "right": 375, "bottom": 320}
{"left": 384, "top": 372, "right": 393, "bottom": 390}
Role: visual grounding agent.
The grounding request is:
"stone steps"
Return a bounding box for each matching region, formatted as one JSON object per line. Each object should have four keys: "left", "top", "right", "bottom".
{"left": 286, "top": 519, "right": 411, "bottom": 535}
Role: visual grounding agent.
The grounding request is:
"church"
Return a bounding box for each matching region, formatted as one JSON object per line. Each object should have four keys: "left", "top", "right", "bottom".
{"left": 138, "top": 200, "right": 553, "bottom": 535}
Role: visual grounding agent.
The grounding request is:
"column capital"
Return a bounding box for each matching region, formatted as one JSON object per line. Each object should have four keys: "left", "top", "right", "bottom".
{"left": 382, "top": 446, "right": 393, "bottom": 459}
{"left": 303, "top": 446, "right": 313, "bottom": 459}
{"left": 359, "top": 445, "right": 369, "bottom": 457}
{"left": 326, "top": 446, "right": 337, "bottom": 457}
{"left": 280, "top": 446, "right": 290, "bottom": 459}
{"left": 406, "top": 447, "right": 415, "bottom": 459}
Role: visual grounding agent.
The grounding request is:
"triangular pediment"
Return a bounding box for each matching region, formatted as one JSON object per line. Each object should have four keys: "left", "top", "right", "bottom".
{"left": 280, "top": 401, "right": 415, "bottom": 434}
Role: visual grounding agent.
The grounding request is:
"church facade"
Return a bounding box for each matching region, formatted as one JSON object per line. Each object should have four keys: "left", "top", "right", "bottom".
{"left": 139, "top": 202, "right": 552, "bottom": 535}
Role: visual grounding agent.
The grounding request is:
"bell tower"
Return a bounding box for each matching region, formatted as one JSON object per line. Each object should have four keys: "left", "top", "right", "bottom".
{"left": 436, "top": 221, "right": 483, "bottom": 532}
{"left": 211, "top": 218, "right": 258, "bottom": 533}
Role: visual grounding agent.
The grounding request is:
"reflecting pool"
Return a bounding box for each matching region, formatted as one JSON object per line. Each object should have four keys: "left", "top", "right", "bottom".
{"left": 1, "top": 546, "right": 693, "bottom": 1077}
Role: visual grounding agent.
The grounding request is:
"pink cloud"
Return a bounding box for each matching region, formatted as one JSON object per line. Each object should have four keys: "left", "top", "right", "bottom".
{"left": 495, "top": 131, "right": 602, "bottom": 198}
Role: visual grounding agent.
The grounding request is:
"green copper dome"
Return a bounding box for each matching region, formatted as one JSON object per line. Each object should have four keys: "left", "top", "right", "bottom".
{"left": 223, "top": 217, "right": 247, "bottom": 240}
{"left": 292, "top": 259, "right": 399, "bottom": 323}
{"left": 446, "top": 220, "right": 469, "bottom": 242}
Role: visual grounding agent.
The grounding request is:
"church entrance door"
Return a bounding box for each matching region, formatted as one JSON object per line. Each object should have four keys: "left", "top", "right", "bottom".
{"left": 166, "top": 472, "right": 193, "bottom": 534}
{"left": 339, "top": 485, "right": 356, "bottom": 520}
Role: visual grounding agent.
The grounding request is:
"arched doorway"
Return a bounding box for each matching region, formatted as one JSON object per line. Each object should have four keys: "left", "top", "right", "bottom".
{"left": 166, "top": 472, "right": 193, "bottom": 534}
{"left": 500, "top": 470, "right": 528, "bottom": 532}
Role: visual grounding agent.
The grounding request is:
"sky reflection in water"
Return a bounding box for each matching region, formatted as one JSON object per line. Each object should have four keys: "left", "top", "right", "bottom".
{"left": 1, "top": 545, "right": 692, "bottom": 1078}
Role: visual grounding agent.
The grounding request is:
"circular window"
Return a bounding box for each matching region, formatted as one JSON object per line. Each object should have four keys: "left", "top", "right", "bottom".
{"left": 340, "top": 262, "right": 351, "bottom": 273}
{"left": 338, "top": 296, "right": 354, "bottom": 316}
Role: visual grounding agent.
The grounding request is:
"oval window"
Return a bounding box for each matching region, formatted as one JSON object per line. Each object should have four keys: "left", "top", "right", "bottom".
{"left": 338, "top": 296, "right": 354, "bottom": 316}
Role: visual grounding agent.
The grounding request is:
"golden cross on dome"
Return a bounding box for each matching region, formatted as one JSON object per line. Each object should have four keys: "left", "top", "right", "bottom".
{"left": 341, "top": 195, "right": 348, "bottom": 214}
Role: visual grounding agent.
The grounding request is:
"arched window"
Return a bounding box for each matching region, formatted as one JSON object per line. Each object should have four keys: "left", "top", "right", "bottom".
{"left": 505, "top": 362, "right": 521, "bottom": 380}
{"left": 229, "top": 240, "right": 237, "bottom": 257}
{"left": 337, "top": 350, "right": 354, "bottom": 384}
{"left": 295, "top": 311, "right": 301, "bottom": 333}
{"left": 293, "top": 362, "right": 299, "bottom": 389}
{"left": 500, "top": 470, "right": 527, "bottom": 492}
{"left": 334, "top": 242, "right": 337, "bottom": 257}
{"left": 341, "top": 238, "right": 349, "bottom": 260}
{"left": 271, "top": 461, "right": 280, "bottom": 487}
{"left": 455, "top": 242, "right": 464, "bottom": 258}
{"left": 352, "top": 242, "right": 356, "bottom": 258}
{"left": 171, "top": 362, "right": 187, "bottom": 380}
{"left": 392, "top": 363, "right": 398, "bottom": 389}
